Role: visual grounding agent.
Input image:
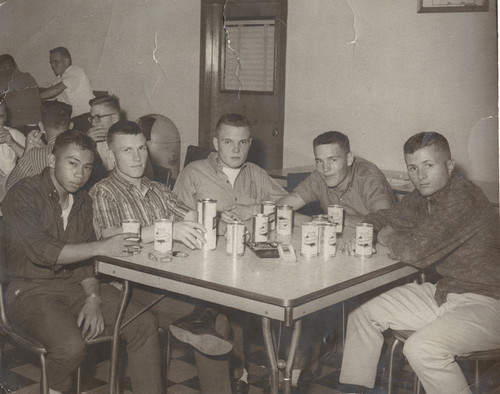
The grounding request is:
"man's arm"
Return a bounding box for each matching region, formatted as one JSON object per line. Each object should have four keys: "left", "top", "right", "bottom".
{"left": 276, "top": 192, "right": 307, "bottom": 211}
{"left": 78, "top": 277, "right": 104, "bottom": 340}
{"left": 39, "top": 82, "right": 66, "bottom": 99}
{"left": 172, "top": 167, "right": 198, "bottom": 210}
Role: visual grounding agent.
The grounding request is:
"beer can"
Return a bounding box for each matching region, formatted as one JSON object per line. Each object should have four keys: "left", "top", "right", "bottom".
{"left": 261, "top": 201, "right": 277, "bottom": 231}
{"left": 226, "top": 222, "right": 246, "bottom": 256}
{"left": 311, "top": 214, "right": 329, "bottom": 223}
{"left": 355, "top": 223, "right": 374, "bottom": 258}
{"left": 154, "top": 219, "right": 173, "bottom": 254}
{"left": 317, "top": 222, "right": 337, "bottom": 257}
{"left": 122, "top": 219, "right": 141, "bottom": 242}
{"left": 301, "top": 222, "right": 319, "bottom": 257}
{"left": 197, "top": 198, "right": 217, "bottom": 250}
{"left": 327, "top": 205, "right": 344, "bottom": 233}
{"left": 252, "top": 213, "right": 269, "bottom": 242}
{"left": 276, "top": 204, "right": 293, "bottom": 236}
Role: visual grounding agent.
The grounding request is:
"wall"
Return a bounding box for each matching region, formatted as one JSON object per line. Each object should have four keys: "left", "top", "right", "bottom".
{"left": 284, "top": 0, "right": 498, "bottom": 183}
{"left": 0, "top": 0, "right": 201, "bottom": 164}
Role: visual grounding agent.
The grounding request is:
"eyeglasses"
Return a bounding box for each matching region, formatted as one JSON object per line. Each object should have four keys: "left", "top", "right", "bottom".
{"left": 88, "top": 113, "right": 115, "bottom": 123}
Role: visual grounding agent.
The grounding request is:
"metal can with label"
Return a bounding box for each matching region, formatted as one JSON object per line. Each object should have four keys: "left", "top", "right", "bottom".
{"left": 327, "top": 205, "right": 344, "bottom": 233}
{"left": 311, "top": 214, "right": 329, "bottom": 223}
{"left": 317, "top": 222, "right": 337, "bottom": 257}
{"left": 301, "top": 222, "right": 319, "bottom": 257}
{"left": 154, "top": 219, "right": 173, "bottom": 254}
{"left": 276, "top": 204, "right": 293, "bottom": 236}
{"left": 355, "top": 223, "right": 374, "bottom": 258}
{"left": 261, "top": 201, "right": 277, "bottom": 231}
{"left": 122, "top": 219, "right": 141, "bottom": 241}
{"left": 226, "top": 222, "right": 246, "bottom": 256}
{"left": 197, "top": 198, "right": 217, "bottom": 250}
{"left": 252, "top": 214, "right": 269, "bottom": 242}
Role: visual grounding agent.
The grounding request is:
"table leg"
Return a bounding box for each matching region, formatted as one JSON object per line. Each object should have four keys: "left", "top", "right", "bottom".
{"left": 283, "top": 319, "right": 302, "bottom": 394}
{"left": 109, "top": 280, "right": 130, "bottom": 394}
{"left": 262, "top": 317, "right": 279, "bottom": 394}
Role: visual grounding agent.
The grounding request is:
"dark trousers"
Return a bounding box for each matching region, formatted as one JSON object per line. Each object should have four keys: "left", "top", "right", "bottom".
{"left": 7, "top": 280, "right": 162, "bottom": 393}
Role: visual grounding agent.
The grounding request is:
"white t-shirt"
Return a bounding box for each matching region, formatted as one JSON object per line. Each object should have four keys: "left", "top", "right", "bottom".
{"left": 56, "top": 65, "right": 94, "bottom": 117}
{"left": 222, "top": 166, "right": 241, "bottom": 187}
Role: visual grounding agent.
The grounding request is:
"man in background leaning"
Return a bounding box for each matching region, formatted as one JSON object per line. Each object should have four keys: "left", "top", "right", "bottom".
{"left": 40, "top": 47, "right": 94, "bottom": 131}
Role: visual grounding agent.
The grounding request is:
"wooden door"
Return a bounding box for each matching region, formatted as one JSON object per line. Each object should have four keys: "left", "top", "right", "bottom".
{"left": 199, "top": 0, "right": 287, "bottom": 170}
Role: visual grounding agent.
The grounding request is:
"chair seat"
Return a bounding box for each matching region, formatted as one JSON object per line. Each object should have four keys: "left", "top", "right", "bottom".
{"left": 456, "top": 348, "right": 500, "bottom": 361}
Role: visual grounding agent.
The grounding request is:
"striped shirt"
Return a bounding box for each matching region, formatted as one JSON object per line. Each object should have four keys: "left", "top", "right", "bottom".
{"left": 6, "top": 143, "right": 53, "bottom": 191}
{"left": 90, "top": 171, "right": 189, "bottom": 239}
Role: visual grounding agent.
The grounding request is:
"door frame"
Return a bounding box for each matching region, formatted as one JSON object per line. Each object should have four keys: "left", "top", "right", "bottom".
{"left": 198, "top": 0, "right": 287, "bottom": 169}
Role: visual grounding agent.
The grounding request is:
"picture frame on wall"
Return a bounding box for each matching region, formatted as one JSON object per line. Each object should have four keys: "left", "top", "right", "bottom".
{"left": 417, "top": 0, "right": 489, "bottom": 13}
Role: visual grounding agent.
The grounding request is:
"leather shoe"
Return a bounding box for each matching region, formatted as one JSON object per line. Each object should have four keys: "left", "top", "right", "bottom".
{"left": 170, "top": 307, "right": 233, "bottom": 356}
{"left": 232, "top": 379, "right": 249, "bottom": 394}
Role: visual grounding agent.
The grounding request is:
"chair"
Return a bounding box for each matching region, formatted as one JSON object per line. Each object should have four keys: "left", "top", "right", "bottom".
{"left": 388, "top": 329, "right": 500, "bottom": 394}
{"left": 286, "top": 172, "right": 322, "bottom": 216}
{"left": 0, "top": 282, "right": 116, "bottom": 394}
{"left": 152, "top": 165, "right": 172, "bottom": 187}
{"left": 183, "top": 145, "right": 213, "bottom": 168}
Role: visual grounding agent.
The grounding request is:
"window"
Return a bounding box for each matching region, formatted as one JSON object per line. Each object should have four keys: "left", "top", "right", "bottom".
{"left": 222, "top": 18, "right": 276, "bottom": 93}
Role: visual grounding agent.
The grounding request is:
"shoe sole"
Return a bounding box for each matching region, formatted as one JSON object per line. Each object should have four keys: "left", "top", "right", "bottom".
{"left": 169, "top": 325, "right": 233, "bottom": 356}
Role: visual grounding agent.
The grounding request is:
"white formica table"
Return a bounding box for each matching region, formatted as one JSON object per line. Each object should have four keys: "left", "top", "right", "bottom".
{"left": 95, "top": 216, "right": 418, "bottom": 393}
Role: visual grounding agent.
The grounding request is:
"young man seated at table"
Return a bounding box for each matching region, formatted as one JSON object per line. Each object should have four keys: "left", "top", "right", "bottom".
{"left": 2, "top": 129, "right": 163, "bottom": 394}
{"left": 277, "top": 131, "right": 396, "bottom": 227}
{"left": 172, "top": 113, "right": 287, "bottom": 392}
{"left": 90, "top": 120, "right": 235, "bottom": 393}
{"left": 339, "top": 132, "right": 500, "bottom": 394}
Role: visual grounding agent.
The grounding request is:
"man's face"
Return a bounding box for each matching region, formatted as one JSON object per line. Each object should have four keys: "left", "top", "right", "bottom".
{"left": 405, "top": 145, "right": 455, "bottom": 197}
{"left": 49, "top": 52, "right": 70, "bottom": 76}
{"left": 314, "top": 143, "right": 353, "bottom": 187}
{"left": 49, "top": 143, "right": 94, "bottom": 194}
{"left": 0, "top": 104, "right": 6, "bottom": 127}
{"left": 213, "top": 125, "right": 252, "bottom": 169}
{"left": 89, "top": 104, "right": 120, "bottom": 130}
{"left": 109, "top": 133, "right": 148, "bottom": 182}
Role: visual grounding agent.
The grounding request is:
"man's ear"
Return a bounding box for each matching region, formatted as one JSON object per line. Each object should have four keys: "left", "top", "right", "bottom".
{"left": 213, "top": 136, "right": 219, "bottom": 152}
{"left": 347, "top": 151, "right": 354, "bottom": 166}
{"left": 69, "top": 121, "right": 74, "bottom": 130}
{"left": 446, "top": 158, "right": 455, "bottom": 175}
{"left": 107, "top": 148, "right": 116, "bottom": 167}
{"left": 38, "top": 121, "right": 45, "bottom": 133}
{"left": 48, "top": 153, "right": 56, "bottom": 168}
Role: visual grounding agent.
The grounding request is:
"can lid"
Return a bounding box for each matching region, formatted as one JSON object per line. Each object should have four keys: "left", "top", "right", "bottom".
{"left": 198, "top": 198, "right": 217, "bottom": 203}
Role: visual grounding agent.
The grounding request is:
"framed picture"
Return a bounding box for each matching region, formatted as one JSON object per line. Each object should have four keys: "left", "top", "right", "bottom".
{"left": 417, "top": 0, "right": 489, "bottom": 13}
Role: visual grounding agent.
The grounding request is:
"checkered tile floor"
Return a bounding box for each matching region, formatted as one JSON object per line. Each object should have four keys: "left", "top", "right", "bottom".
{"left": 1, "top": 331, "right": 499, "bottom": 393}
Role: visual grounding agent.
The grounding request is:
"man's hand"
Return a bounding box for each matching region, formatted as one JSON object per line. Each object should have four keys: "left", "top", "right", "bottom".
{"left": 77, "top": 296, "right": 105, "bottom": 340}
{"left": 377, "top": 226, "right": 398, "bottom": 247}
{"left": 173, "top": 221, "right": 206, "bottom": 250}
{"left": 0, "top": 127, "right": 12, "bottom": 145}
{"left": 25, "top": 129, "right": 45, "bottom": 150}
{"left": 99, "top": 233, "right": 141, "bottom": 256}
{"left": 222, "top": 204, "right": 258, "bottom": 223}
{"left": 87, "top": 126, "right": 108, "bottom": 143}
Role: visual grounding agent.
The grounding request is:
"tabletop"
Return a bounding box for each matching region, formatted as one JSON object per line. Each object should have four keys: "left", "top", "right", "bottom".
{"left": 96, "top": 216, "right": 417, "bottom": 323}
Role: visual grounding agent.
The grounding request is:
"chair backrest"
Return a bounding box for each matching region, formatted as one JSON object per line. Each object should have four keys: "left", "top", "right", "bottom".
{"left": 0, "top": 282, "right": 12, "bottom": 332}
{"left": 286, "top": 172, "right": 322, "bottom": 216}
{"left": 152, "top": 165, "right": 172, "bottom": 188}
{"left": 183, "top": 145, "right": 213, "bottom": 168}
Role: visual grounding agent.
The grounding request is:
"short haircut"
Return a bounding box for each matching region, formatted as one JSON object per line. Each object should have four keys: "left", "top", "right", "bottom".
{"left": 215, "top": 113, "right": 250, "bottom": 136}
{"left": 41, "top": 101, "right": 72, "bottom": 130}
{"left": 404, "top": 132, "right": 451, "bottom": 160}
{"left": 89, "top": 95, "right": 121, "bottom": 113}
{"left": 313, "top": 131, "right": 350, "bottom": 154}
{"left": 49, "top": 47, "right": 72, "bottom": 63}
{"left": 52, "top": 129, "right": 95, "bottom": 157}
{"left": 0, "top": 54, "right": 17, "bottom": 70}
{"left": 107, "top": 120, "right": 143, "bottom": 145}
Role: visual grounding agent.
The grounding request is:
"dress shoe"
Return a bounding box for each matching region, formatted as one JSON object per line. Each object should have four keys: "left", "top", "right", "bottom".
{"left": 170, "top": 307, "right": 233, "bottom": 356}
{"left": 231, "top": 379, "right": 250, "bottom": 394}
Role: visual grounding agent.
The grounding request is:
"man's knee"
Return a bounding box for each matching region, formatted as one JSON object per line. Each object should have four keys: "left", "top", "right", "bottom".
{"left": 403, "top": 333, "right": 438, "bottom": 369}
{"left": 50, "top": 334, "right": 87, "bottom": 365}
